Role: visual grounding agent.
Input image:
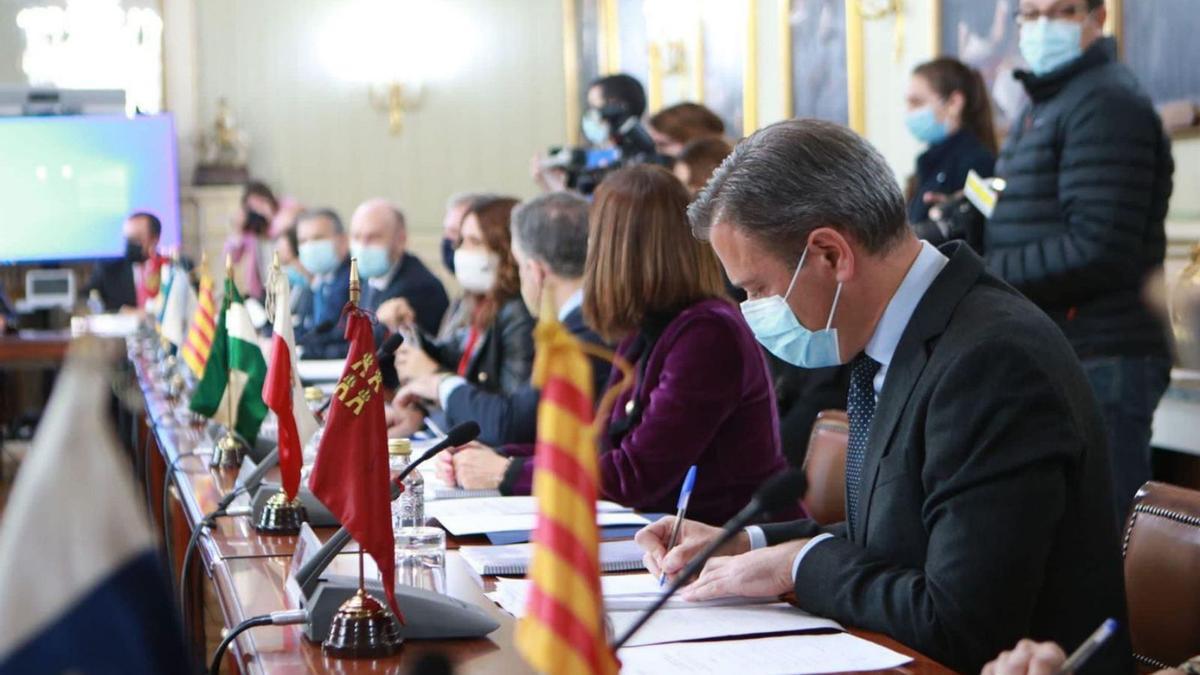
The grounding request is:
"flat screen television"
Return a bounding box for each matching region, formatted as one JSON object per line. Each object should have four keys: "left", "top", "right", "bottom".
{"left": 0, "top": 113, "right": 181, "bottom": 264}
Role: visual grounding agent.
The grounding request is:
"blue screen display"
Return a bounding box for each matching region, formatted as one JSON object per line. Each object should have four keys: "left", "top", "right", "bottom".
{"left": 0, "top": 114, "right": 181, "bottom": 264}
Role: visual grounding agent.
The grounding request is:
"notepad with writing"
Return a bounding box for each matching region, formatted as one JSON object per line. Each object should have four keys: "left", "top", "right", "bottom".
{"left": 460, "top": 539, "right": 647, "bottom": 576}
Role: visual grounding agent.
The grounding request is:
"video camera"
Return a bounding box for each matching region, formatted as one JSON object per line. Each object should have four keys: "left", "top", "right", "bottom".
{"left": 543, "top": 103, "right": 669, "bottom": 195}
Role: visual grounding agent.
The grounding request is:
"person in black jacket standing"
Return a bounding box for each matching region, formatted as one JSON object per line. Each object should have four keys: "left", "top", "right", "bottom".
{"left": 983, "top": 0, "right": 1173, "bottom": 520}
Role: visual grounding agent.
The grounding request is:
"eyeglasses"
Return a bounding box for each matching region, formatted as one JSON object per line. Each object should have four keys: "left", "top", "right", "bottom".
{"left": 1013, "top": 2, "right": 1091, "bottom": 25}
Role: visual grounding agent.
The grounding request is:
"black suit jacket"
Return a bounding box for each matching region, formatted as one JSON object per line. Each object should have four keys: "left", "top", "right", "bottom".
{"left": 361, "top": 252, "right": 450, "bottom": 341}
{"left": 442, "top": 304, "right": 610, "bottom": 447}
{"left": 85, "top": 259, "right": 137, "bottom": 311}
{"left": 759, "top": 242, "right": 1131, "bottom": 674}
{"left": 424, "top": 297, "right": 535, "bottom": 396}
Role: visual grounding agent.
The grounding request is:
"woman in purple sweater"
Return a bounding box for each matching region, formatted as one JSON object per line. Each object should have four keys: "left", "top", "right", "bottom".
{"left": 438, "top": 166, "right": 799, "bottom": 525}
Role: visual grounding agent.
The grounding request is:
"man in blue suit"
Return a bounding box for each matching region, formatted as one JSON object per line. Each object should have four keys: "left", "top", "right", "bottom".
{"left": 349, "top": 198, "right": 449, "bottom": 341}
{"left": 392, "top": 191, "right": 609, "bottom": 450}
{"left": 295, "top": 208, "right": 351, "bottom": 359}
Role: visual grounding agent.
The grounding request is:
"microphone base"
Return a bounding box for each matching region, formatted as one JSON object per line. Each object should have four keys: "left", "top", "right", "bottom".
{"left": 301, "top": 577, "right": 499, "bottom": 643}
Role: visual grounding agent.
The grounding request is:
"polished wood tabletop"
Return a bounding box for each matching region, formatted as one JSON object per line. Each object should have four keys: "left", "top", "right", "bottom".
{"left": 131, "top": 347, "right": 954, "bottom": 675}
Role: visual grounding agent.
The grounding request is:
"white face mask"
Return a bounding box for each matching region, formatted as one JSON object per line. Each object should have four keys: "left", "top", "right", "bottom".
{"left": 454, "top": 249, "right": 498, "bottom": 293}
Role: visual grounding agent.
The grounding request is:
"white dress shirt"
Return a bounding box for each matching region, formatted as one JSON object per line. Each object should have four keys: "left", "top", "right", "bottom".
{"left": 745, "top": 241, "right": 949, "bottom": 581}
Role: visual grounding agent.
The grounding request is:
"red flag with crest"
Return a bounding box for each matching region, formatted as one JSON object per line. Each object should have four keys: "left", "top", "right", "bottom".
{"left": 306, "top": 307, "right": 401, "bottom": 620}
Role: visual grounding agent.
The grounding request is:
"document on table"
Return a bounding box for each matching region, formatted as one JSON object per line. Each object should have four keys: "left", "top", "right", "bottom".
{"left": 608, "top": 604, "right": 842, "bottom": 648}
{"left": 436, "top": 510, "right": 648, "bottom": 536}
{"left": 460, "top": 539, "right": 646, "bottom": 576}
{"left": 426, "top": 495, "right": 631, "bottom": 519}
{"left": 417, "top": 461, "right": 501, "bottom": 500}
{"left": 488, "top": 573, "right": 772, "bottom": 616}
{"left": 296, "top": 358, "right": 345, "bottom": 383}
{"left": 617, "top": 632, "right": 913, "bottom": 674}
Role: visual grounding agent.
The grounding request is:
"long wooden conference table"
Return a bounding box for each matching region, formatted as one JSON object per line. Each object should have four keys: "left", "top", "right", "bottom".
{"left": 131, "top": 346, "right": 952, "bottom": 675}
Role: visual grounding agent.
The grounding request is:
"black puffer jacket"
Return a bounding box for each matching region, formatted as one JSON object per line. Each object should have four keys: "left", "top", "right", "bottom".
{"left": 984, "top": 37, "right": 1173, "bottom": 360}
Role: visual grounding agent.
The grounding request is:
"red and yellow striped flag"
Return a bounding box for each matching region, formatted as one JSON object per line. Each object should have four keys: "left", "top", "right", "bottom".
{"left": 180, "top": 265, "right": 216, "bottom": 378}
{"left": 514, "top": 306, "right": 621, "bottom": 675}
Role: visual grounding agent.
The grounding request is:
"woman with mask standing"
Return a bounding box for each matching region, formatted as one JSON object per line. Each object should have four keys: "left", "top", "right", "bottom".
{"left": 904, "top": 57, "right": 998, "bottom": 225}
{"left": 392, "top": 196, "right": 535, "bottom": 433}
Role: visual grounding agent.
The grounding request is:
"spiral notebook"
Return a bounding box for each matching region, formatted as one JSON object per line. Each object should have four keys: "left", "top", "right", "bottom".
{"left": 460, "top": 539, "right": 646, "bottom": 576}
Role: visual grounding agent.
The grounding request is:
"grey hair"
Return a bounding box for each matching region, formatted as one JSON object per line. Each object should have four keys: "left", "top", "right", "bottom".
{"left": 688, "top": 119, "right": 908, "bottom": 261}
{"left": 511, "top": 191, "right": 591, "bottom": 278}
{"left": 297, "top": 207, "right": 344, "bottom": 235}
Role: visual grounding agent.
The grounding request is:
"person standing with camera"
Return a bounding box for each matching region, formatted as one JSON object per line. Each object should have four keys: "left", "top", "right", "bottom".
{"left": 983, "top": 0, "right": 1173, "bottom": 521}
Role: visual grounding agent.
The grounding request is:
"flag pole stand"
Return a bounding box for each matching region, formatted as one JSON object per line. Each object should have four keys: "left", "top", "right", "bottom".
{"left": 254, "top": 252, "right": 309, "bottom": 534}
{"left": 253, "top": 488, "right": 307, "bottom": 534}
{"left": 322, "top": 257, "right": 404, "bottom": 658}
{"left": 212, "top": 255, "right": 248, "bottom": 469}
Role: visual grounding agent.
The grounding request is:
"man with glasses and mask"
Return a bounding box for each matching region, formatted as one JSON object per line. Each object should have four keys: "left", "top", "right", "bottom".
{"left": 635, "top": 119, "right": 1132, "bottom": 674}
{"left": 983, "top": 0, "right": 1174, "bottom": 521}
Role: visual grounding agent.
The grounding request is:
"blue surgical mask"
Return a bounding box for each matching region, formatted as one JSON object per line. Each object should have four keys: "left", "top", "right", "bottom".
{"left": 284, "top": 264, "right": 306, "bottom": 288}
{"left": 298, "top": 239, "right": 339, "bottom": 276}
{"left": 350, "top": 243, "right": 392, "bottom": 279}
{"left": 582, "top": 108, "right": 610, "bottom": 146}
{"left": 905, "top": 106, "right": 950, "bottom": 145}
{"left": 740, "top": 248, "right": 844, "bottom": 369}
{"left": 1019, "top": 18, "right": 1083, "bottom": 76}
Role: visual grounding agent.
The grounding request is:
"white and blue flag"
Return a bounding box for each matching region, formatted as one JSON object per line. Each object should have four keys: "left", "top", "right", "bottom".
{"left": 0, "top": 339, "right": 188, "bottom": 674}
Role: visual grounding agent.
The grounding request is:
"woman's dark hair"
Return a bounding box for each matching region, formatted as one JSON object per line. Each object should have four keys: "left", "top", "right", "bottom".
{"left": 912, "top": 58, "right": 998, "bottom": 155}
{"left": 242, "top": 180, "right": 279, "bottom": 213}
{"left": 588, "top": 74, "right": 647, "bottom": 117}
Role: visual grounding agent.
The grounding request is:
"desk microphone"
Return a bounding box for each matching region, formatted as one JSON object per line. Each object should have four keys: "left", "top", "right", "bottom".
{"left": 610, "top": 467, "right": 808, "bottom": 650}
{"left": 214, "top": 447, "right": 280, "bottom": 512}
{"left": 377, "top": 332, "right": 405, "bottom": 391}
{"left": 295, "top": 420, "right": 481, "bottom": 596}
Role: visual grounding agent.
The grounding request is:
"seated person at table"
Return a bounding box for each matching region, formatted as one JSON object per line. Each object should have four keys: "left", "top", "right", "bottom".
{"left": 294, "top": 208, "right": 352, "bottom": 359}
{"left": 388, "top": 196, "right": 535, "bottom": 434}
{"left": 274, "top": 225, "right": 312, "bottom": 328}
{"left": 393, "top": 191, "right": 609, "bottom": 447}
{"left": 85, "top": 211, "right": 168, "bottom": 312}
{"left": 440, "top": 166, "right": 797, "bottom": 526}
{"left": 349, "top": 198, "right": 449, "bottom": 339}
{"left": 672, "top": 136, "right": 733, "bottom": 197}
{"left": 634, "top": 119, "right": 1130, "bottom": 673}
{"left": 984, "top": 639, "right": 1197, "bottom": 675}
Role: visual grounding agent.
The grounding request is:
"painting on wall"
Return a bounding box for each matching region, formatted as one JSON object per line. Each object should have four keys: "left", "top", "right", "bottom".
{"left": 700, "top": 0, "right": 748, "bottom": 138}
{"left": 788, "top": 0, "right": 848, "bottom": 126}
{"left": 1122, "top": 0, "right": 1200, "bottom": 134}
{"left": 937, "top": 0, "right": 1027, "bottom": 134}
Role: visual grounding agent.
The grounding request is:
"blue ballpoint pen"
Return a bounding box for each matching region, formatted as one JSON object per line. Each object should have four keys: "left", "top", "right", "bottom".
{"left": 658, "top": 465, "right": 698, "bottom": 587}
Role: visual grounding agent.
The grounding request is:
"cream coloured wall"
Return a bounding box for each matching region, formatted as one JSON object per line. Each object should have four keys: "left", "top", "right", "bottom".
{"left": 190, "top": 0, "right": 568, "bottom": 266}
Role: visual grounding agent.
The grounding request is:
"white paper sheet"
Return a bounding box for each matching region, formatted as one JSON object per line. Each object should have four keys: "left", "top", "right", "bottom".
{"left": 436, "top": 510, "right": 648, "bottom": 536}
{"left": 488, "top": 573, "right": 771, "bottom": 615}
{"left": 616, "top": 632, "right": 913, "bottom": 674}
{"left": 608, "top": 604, "right": 842, "bottom": 648}
{"left": 460, "top": 539, "right": 646, "bottom": 576}
{"left": 426, "top": 496, "right": 631, "bottom": 520}
{"left": 295, "top": 358, "right": 345, "bottom": 383}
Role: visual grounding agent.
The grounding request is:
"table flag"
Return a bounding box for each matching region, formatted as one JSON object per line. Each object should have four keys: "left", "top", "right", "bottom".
{"left": 181, "top": 264, "right": 216, "bottom": 377}
{"left": 263, "top": 268, "right": 318, "bottom": 500}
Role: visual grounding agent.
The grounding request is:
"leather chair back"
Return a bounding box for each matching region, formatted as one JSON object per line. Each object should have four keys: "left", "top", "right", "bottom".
{"left": 802, "top": 410, "right": 848, "bottom": 525}
{"left": 1123, "top": 481, "right": 1200, "bottom": 671}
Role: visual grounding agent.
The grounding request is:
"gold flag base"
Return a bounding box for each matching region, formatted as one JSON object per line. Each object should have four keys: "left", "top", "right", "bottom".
{"left": 322, "top": 589, "right": 403, "bottom": 658}
{"left": 254, "top": 489, "right": 307, "bottom": 534}
{"left": 209, "top": 432, "right": 246, "bottom": 469}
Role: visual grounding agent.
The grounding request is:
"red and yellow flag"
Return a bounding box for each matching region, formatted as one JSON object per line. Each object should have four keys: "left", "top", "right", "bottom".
{"left": 181, "top": 266, "right": 216, "bottom": 378}
{"left": 514, "top": 307, "right": 620, "bottom": 675}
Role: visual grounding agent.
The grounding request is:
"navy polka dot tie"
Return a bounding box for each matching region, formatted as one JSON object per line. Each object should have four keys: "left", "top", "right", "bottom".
{"left": 846, "top": 354, "right": 881, "bottom": 536}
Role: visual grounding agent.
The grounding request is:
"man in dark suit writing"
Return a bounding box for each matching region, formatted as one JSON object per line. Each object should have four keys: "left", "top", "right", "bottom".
{"left": 635, "top": 119, "right": 1131, "bottom": 674}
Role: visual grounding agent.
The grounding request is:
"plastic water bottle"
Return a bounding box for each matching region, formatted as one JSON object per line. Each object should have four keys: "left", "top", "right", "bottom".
{"left": 86, "top": 289, "right": 105, "bottom": 315}
{"left": 389, "top": 438, "right": 424, "bottom": 530}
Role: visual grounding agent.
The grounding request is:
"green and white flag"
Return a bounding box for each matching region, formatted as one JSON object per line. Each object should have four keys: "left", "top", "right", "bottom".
{"left": 189, "top": 278, "right": 268, "bottom": 445}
